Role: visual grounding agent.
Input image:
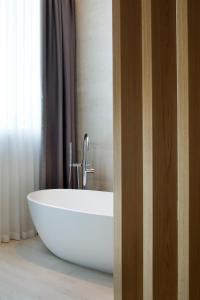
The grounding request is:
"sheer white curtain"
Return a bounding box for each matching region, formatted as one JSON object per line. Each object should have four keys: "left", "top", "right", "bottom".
{"left": 0, "top": 0, "right": 41, "bottom": 242}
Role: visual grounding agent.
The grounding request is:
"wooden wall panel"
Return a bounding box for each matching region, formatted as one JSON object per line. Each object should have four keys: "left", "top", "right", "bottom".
{"left": 121, "top": 0, "right": 143, "bottom": 299}
{"left": 113, "top": 0, "right": 143, "bottom": 299}
{"left": 151, "top": 0, "right": 178, "bottom": 299}
{"left": 142, "top": 0, "right": 153, "bottom": 299}
{"left": 113, "top": 0, "right": 195, "bottom": 299}
{"left": 177, "top": 0, "right": 189, "bottom": 299}
{"left": 113, "top": 0, "right": 122, "bottom": 298}
{"left": 188, "top": 1, "right": 200, "bottom": 299}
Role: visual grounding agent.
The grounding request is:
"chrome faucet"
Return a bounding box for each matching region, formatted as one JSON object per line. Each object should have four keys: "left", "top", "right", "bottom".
{"left": 69, "top": 134, "right": 95, "bottom": 189}
{"left": 82, "top": 133, "right": 95, "bottom": 189}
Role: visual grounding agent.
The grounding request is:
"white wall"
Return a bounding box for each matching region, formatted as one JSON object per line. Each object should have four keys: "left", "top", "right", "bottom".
{"left": 75, "top": 0, "right": 113, "bottom": 191}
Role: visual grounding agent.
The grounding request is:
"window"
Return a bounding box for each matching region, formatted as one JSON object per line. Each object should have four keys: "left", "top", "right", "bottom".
{"left": 0, "top": 0, "right": 41, "bottom": 132}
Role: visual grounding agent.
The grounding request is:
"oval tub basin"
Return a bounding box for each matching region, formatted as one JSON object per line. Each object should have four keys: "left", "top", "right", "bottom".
{"left": 27, "top": 189, "right": 113, "bottom": 273}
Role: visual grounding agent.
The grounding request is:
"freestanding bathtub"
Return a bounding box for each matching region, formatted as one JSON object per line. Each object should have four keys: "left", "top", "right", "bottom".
{"left": 27, "top": 189, "right": 113, "bottom": 273}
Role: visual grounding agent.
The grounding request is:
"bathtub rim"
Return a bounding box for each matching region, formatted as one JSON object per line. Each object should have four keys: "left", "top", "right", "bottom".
{"left": 27, "top": 189, "right": 113, "bottom": 218}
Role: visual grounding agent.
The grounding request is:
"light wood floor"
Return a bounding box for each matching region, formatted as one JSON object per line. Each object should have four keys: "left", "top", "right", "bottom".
{"left": 0, "top": 237, "right": 113, "bottom": 300}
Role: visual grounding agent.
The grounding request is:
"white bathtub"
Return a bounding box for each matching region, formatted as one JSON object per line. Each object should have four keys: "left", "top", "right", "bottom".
{"left": 27, "top": 189, "right": 113, "bottom": 273}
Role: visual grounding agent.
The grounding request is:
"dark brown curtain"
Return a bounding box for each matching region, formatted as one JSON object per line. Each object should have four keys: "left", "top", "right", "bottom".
{"left": 40, "top": 0, "right": 77, "bottom": 189}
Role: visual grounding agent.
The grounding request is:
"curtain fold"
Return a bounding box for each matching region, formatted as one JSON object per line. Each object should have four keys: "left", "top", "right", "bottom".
{"left": 41, "top": 0, "right": 77, "bottom": 189}
{"left": 0, "top": 0, "right": 41, "bottom": 243}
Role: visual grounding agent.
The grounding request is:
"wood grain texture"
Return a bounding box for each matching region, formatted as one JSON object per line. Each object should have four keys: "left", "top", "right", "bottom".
{"left": 177, "top": 0, "right": 189, "bottom": 299}
{"left": 121, "top": 1, "right": 143, "bottom": 299}
{"left": 142, "top": 0, "right": 153, "bottom": 299}
{"left": 113, "top": 0, "right": 143, "bottom": 299}
{"left": 188, "top": 1, "right": 200, "bottom": 299}
{"left": 113, "top": 0, "right": 122, "bottom": 299}
{"left": 151, "top": 0, "right": 178, "bottom": 299}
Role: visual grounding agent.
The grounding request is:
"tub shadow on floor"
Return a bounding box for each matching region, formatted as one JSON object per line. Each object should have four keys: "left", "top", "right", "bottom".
{"left": 15, "top": 237, "right": 113, "bottom": 289}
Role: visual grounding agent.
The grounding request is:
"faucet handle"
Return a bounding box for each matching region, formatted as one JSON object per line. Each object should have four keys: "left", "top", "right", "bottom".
{"left": 86, "top": 168, "right": 95, "bottom": 174}
{"left": 86, "top": 163, "right": 95, "bottom": 173}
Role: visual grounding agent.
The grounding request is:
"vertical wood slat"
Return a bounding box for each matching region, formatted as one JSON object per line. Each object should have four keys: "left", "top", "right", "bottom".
{"left": 113, "top": 0, "right": 143, "bottom": 299}
{"left": 177, "top": 0, "right": 189, "bottom": 299}
{"left": 151, "top": 0, "right": 178, "bottom": 299}
{"left": 120, "top": 1, "right": 143, "bottom": 299}
{"left": 142, "top": 0, "right": 153, "bottom": 299}
{"left": 113, "top": 0, "right": 144, "bottom": 299}
{"left": 188, "top": 1, "right": 200, "bottom": 299}
{"left": 113, "top": 0, "right": 122, "bottom": 299}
